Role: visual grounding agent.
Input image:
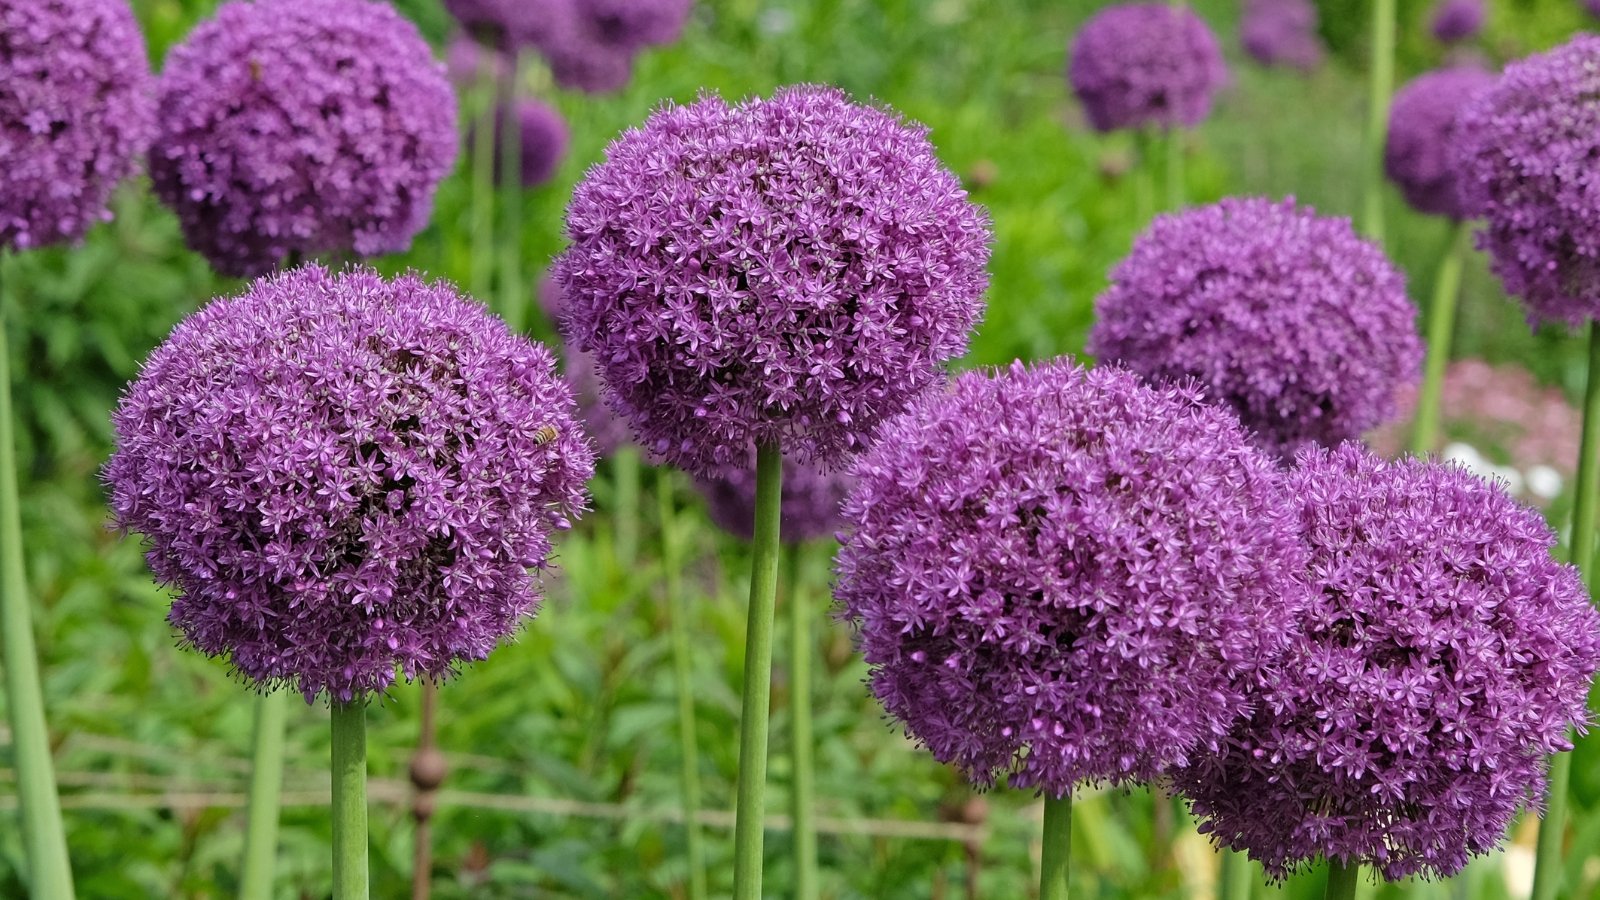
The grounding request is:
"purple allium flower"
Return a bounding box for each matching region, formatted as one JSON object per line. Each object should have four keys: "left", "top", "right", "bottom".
{"left": 469, "top": 100, "right": 570, "bottom": 189}
{"left": 1240, "top": 0, "right": 1325, "bottom": 72}
{"left": 697, "top": 455, "right": 852, "bottom": 543}
{"left": 1588, "top": 0, "right": 1600, "bottom": 20}
{"left": 0, "top": 0, "right": 154, "bottom": 250}
{"left": 1430, "top": 0, "right": 1484, "bottom": 42}
{"left": 445, "top": 33, "right": 512, "bottom": 87}
{"left": 149, "top": 0, "right": 459, "bottom": 278}
{"left": 539, "top": 0, "right": 692, "bottom": 94}
{"left": 536, "top": 274, "right": 635, "bottom": 458}
{"left": 105, "top": 265, "right": 595, "bottom": 703}
{"left": 1067, "top": 3, "right": 1229, "bottom": 132}
{"left": 554, "top": 85, "right": 991, "bottom": 478}
{"left": 836, "top": 359, "right": 1308, "bottom": 794}
{"left": 1456, "top": 35, "right": 1600, "bottom": 328}
{"left": 442, "top": 0, "right": 552, "bottom": 50}
{"left": 1174, "top": 444, "right": 1600, "bottom": 881}
{"left": 1087, "top": 197, "right": 1422, "bottom": 460}
{"left": 1384, "top": 66, "right": 1495, "bottom": 219}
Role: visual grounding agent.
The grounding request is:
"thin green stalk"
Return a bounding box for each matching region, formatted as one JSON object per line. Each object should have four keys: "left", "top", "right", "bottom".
{"left": 1531, "top": 322, "right": 1600, "bottom": 900}
{"left": 0, "top": 265, "right": 76, "bottom": 899}
{"left": 1133, "top": 132, "right": 1156, "bottom": 226}
{"left": 614, "top": 447, "right": 642, "bottom": 571}
{"left": 239, "top": 690, "right": 289, "bottom": 900}
{"left": 497, "top": 53, "right": 527, "bottom": 332}
{"left": 658, "top": 476, "right": 707, "bottom": 900}
{"left": 1039, "top": 793, "right": 1072, "bottom": 900}
{"left": 1218, "top": 849, "right": 1252, "bottom": 900}
{"left": 331, "top": 701, "right": 369, "bottom": 900}
{"left": 1362, "top": 0, "right": 1397, "bottom": 242}
{"left": 1409, "top": 221, "right": 1471, "bottom": 455}
{"left": 731, "top": 443, "right": 784, "bottom": 900}
{"left": 1165, "top": 128, "right": 1184, "bottom": 211}
{"left": 787, "top": 545, "right": 817, "bottom": 900}
{"left": 469, "top": 70, "right": 497, "bottom": 303}
{"left": 1324, "top": 860, "right": 1359, "bottom": 900}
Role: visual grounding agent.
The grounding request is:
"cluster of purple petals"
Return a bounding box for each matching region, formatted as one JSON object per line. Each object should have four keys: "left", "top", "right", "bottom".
{"left": 537, "top": 274, "right": 635, "bottom": 458}
{"left": 149, "top": 0, "right": 459, "bottom": 278}
{"left": 469, "top": 100, "right": 570, "bottom": 189}
{"left": 104, "top": 266, "right": 595, "bottom": 703}
{"left": 1589, "top": 0, "right": 1600, "bottom": 20}
{"left": 1175, "top": 444, "right": 1600, "bottom": 881}
{"left": 836, "top": 359, "right": 1308, "bottom": 795}
{"left": 446, "top": 0, "right": 691, "bottom": 93}
{"left": 1240, "top": 0, "right": 1325, "bottom": 72}
{"left": 696, "top": 455, "right": 853, "bottom": 543}
{"left": 1384, "top": 66, "right": 1495, "bottom": 219}
{"left": 0, "top": 0, "right": 155, "bottom": 250}
{"left": 554, "top": 85, "right": 991, "bottom": 478}
{"left": 1088, "top": 197, "right": 1421, "bottom": 460}
{"left": 1067, "top": 3, "right": 1228, "bottom": 132}
{"left": 1431, "top": 0, "right": 1484, "bottom": 43}
{"left": 1456, "top": 35, "right": 1600, "bottom": 327}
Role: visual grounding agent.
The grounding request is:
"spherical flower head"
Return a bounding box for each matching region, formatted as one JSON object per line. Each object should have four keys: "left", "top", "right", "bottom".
{"left": 149, "top": 0, "right": 459, "bottom": 278}
{"left": 1240, "top": 0, "right": 1325, "bottom": 72}
{"left": 1456, "top": 35, "right": 1600, "bottom": 327}
{"left": 836, "top": 359, "right": 1308, "bottom": 794}
{"left": 443, "top": 0, "right": 553, "bottom": 51}
{"left": 554, "top": 85, "right": 991, "bottom": 478}
{"left": 1174, "top": 444, "right": 1600, "bottom": 881}
{"left": 1431, "top": 0, "right": 1484, "bottom": 42}
{"left": 0, "top": 0, "right": 155, "bottom": 250}
{"left": 105, "top": 266, "right": 596, "bottom": 703}
{"left": 696, "top": 454, "right": 853, "bottom": 543}
{"left": 1088, "top": 197, "right": 1422, "bottom": 460}
{"left": 1067, "top": 3, "right": 1228, "bottom": 132}
{"left": 470, "top": 99, "right": 570, "bottom": 189}
{"left": 580, "top": 0, "right": 693, "bottom": 52}
{"left": 1384, "top": 66, "right": 1495, "bottom": 219}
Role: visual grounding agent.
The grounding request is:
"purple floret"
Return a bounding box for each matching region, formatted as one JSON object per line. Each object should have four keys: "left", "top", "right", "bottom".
{"left": 149, "top": 0, "right": 459, "bottom": 278}
{"left": 836, "top": 359, "right": 1308, "bottom": 796}
{"left": 537, "top": 274, "right": 635, "bottom": 459}
{"left": 1088, "top": 197, "right": 1422, "bottom": 460}
{"left": 470, "top": 99, "right": 570, "bottom": 189}
{"left": 555, "top": 85, "right": 991, "bottom": 478}
{"left": 1385, "top": 66, "right": 1495, "bottom": 219}
{"left": 0, "top": 0, "right": 154, "bottom": 250}
{"left": 1430, "top": 0, "right": 1484, "bottom": 43}
{"left": 1457, "top": 35, "right": 1600, "bottom": 327}
{"left": 1240, "top": 0, "right": 1325, "bottom": 72}
{"left": 1175, "top": 444, "right": 1600, "bottom": 881}
{"left": 697, "top": 455, "right": 853, "bottom": 543}
{"left": 105, "top": 266, "right": 595, "bottom": 703}
{"left": 1068, "top": 3, "right": 1228, "bottom": 132}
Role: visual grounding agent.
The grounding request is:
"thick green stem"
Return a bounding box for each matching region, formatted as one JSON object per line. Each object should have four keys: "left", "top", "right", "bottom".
{"left": 1409, "top": 221, "right": 1471, "bottom": 455}
{"left": 0, "top": 270, "right": 76, "bottom": 899}
{"left": 331, "top": 701, "right": 369, "bottom": 900}
{"left": 1039, "top": 793, "right": 1072, "bottom": 900}
{"left": 1218, "top": 849, "right": 1252, "bottom": 900}
{"left": 614, "top": 447, "right": 641, "bottom": 572}
{"left": 497, "top": 54, "right": 526, "bottom": 332}
{"left": 1324, "top": 860, "right": 1359, "bottom": 900}
{"left": 788, "top": 545, "right": 817, "bottom": 900}
{"left": 658, "top": 476, "right": 707, "bottom": 900}
{"left": 731, "top": 443, "right": 783, "bottom": 900}
{"left": 1165, "top": 128, "right": 1184, "bottom": 211}
{"left": 1362, "top": 0, "right": 1396, "bottom": 242}
{"left": 1531, "top": 322, "right": 1600, "bottom": 900}
{"left": 469, "top": 70, "right": 497, "bottom": 303}
{"left": 239, "top": 690, "right": 288, "bottom": 900}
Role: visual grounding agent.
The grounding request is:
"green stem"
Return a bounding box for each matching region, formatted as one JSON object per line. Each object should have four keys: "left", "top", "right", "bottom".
{"left": 1362, "top": 0, "right": 1396, "bottom": 242}
{"left": 1165, "top": 128, "right": 1184, "bottom": 211}
{"left": 1039, "top": 793, "right": 1072, "bottom": 900}
{"left": 788, "top": 545, "right": 817, "bottom": 900}
{"left": 0, "top": 264, "right": 76, "bottom": 899}
{"left": 1531, "top": 322, "right": 1600, "bottom": 900}
{"left": 497, "top": 54, "right": 526, "bottom": 332}
{"left": 1133, "top": 132, "right": 1156, "bottom": 226}
{"left": 469, "top": 70, "right": 497, "bottom": 303}
{"left": 658, "top": 475, "right": 707, "bottom": 900}
{"left": 1324, "top": 860, "right": 1359, "bottom": 900}
{"left": 331, "top": 701, "right": 369, "bottom": 900}
{"left": 239, "top": 690, "right": 289, "bottom": 900}
{"left": 614, "top": 446, "right": 641, "bottom": 572}
{"left": 1409, "top": 221, "right": 1471, "bottom": 455}
{"left": 731, "top": 442, "right": 784, "bottom": 900}
{"left": 1218, "top": 849, "right": 1252, "bottom": 900}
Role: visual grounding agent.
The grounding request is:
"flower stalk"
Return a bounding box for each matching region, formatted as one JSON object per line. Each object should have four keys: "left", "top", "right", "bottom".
{"left": 1324, "top": 860, "right": 1359, "bottom": 900}
{"left": 1039, "top": 793, "right": 1072, "bottom": 900}
{"left": 659, "top": 474, "right": 708, "bottom": 900}
{"left": 331, "top": 700, "right": 369, "bottom": 900}
{"left": 1409, "top": 220, "right": 1471, "bottom": 454}
{"left": 788, "top": 544, "right": 818, "bottom": 900}
{"left": 1362, "top": 0, "right": 1397, "bottom": 242}
{"left": 1217, "top": 850, "right": 1252, "bottom": 900}
{"left": 239, "top": 689, "right": 288, "bottom": 900}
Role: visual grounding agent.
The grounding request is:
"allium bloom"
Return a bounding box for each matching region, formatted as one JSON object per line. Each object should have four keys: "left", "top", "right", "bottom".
{"left": 470, "top": 100, "right": 570, "bottom": 188}
{"left": 1240, "top": 0, "right": 1325, "bottom": 72}
{"left": 1430, "top": 0, "right": 1484, "bottom": 42}
{"left": 554, "top": 85, "right": 991, "bottom": 477}
{"left": 1589, "top": 0, "right": 1600, "bottom": 20}
{"left": 1088, "top": 197, "right": 1422, "bottom": 459}
{"left": 1175, "top": 445, "right": 1600, "bottom": 881}
{"left": 697, "top": 456, "right": 852, "bottom": 543}
{"left": 541, "top": 0, "right": 693, "bottom": 93}
{"left": 0, "top": 0, "right": 154, "bottom": 249}
{"left": 836, "top": 360, "right": 1307, "bottom": 794}
{"left": 150, "top": 0, "right": 459, "bottom": 278}
{"left": 536, "top": 274, "right": 634, "bottom": 458}
{"left": 1067, "top": 3, "right": 1228, "bottom": 132}
{"left": 443, "top": 0, "right": 549, "bottom": 49}
{"left": 1384, "top": 66, "right": 1495, "bottom": 219}
{"left": 1457, "top": 36, "right": 1600, "bottom": 327}
{"left": 105, "top": 266, "right": 595, "bottom": 703}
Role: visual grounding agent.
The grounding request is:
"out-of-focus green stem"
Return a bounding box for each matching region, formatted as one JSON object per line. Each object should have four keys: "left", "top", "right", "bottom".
{"left": 1134, "top": 132, "right": 1156, "bottom": 226}
{"left": 1362, "top": 0, "right": 1396, "bottom": 242}
{"left": 1039, "top": 793, "right": 1072, "bottom": 900}
{"left": 1324, "top": 860, "right": 1359, "bottom": 900}
{"left": 1218, "top": 849, "right": 1252, "bottom": 900}
{"left": 331, "top": 701, "right": 369, "bottom": 900}
{"left": 788, "top": 545, "right": 817, "bottom": 900}
{"left": 658, "top": 475, "right": 707, "bottom": 900}
{"left": 469, "top": 70, "right": 497, "bottom": 303}
{"left": 614, "top": 446, "right": 641, "bottom": 571}
{"left": 1409, "top": 221, "right": 1471, "bottom": 455}
{"left": 1165, "top": 128, "right": 1184, "bottom": 211}
{"left": 239, "top": 690, "right": 288, "bottom": 900}
{"left": 731, "top": 443, "right": 783, "bottom": 900}
{"left": 497, "top": 53, "right": 527, "bottom": 332}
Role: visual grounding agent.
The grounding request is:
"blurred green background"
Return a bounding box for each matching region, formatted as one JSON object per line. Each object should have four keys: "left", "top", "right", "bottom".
{"left": 4, "top": 0, "right": 1600, "bottom": 896}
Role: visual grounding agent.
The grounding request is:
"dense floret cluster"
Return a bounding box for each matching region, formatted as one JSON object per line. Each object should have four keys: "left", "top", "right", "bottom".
{"left": 697, "top": 455, "right": 852, "bottom": 543}
{"left": 1068, "top": 3, "right": 1228, "bottom": 132}
{"left": 106, "top": 266, "right": 595, "bottom": 703}
{"left": 537, "top": 274, "right": 634, "bottom": 458}
{"left": 1385, "top": 66, "right": 1495, "bottom": 219}
{"left": 1240, "top": 0, "right": 1324, "bottom": 72}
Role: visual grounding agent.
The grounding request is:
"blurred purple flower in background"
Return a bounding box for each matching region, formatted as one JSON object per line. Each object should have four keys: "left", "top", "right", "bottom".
{"left": 105, "top": 266, "right": 595, "bottom": 703}
{"left": 0, "top": 0, "right": 155, "bottom": 250}
{"left": 554, "top": 85, "right": 991, "bottom": 477}
{"left": 1240, "top": 0, "right": 1325, "bottom": 72}
{"left": 1067, "top": 3, "right": 1228, "bottom": 132}
{"left": 149, "top": 0, "right": 459, "bottom": 278}
{"left": 446, "top": 32, "right": 513, "bottom": 87}
{"left": 1430, "top": 0, "right": 1484, "bottom": 43}
{"left": 696, "top": 455, "right": 852, "bottom": 543}
{"left": 468, "top": 99, "right": 570, "bottom": 188}
{"left": 1175, "top": 444, "right": 1600, "bottom": 881}
{"left": 446, "top": 0, "right": 692, "bottom": 93}
{"left": 1088, "top": 197, "right": 1422, "bottom": 460}
{"left": 837, "top": 360, "right": 1307, "bottom": 796}
{"left": 1384, "top": 66, "right": 1495, "bottom": 219}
